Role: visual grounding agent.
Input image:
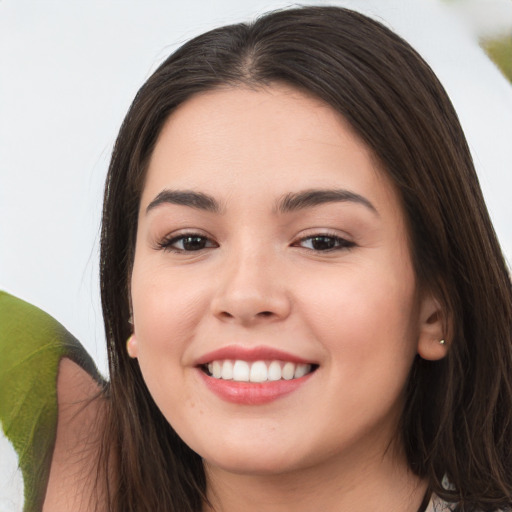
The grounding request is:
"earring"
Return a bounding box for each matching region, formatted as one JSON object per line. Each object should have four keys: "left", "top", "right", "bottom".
{"left": 126, "top": 334, "right": 137, "bottom": 358}
{"left": 439, "top": 339, "right": 446, "bottom": 345}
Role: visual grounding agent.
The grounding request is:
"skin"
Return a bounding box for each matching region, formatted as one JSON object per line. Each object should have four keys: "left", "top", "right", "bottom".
{"left": 44, "top": 359, "right": 105, "bottom": 511}
{"left": 129, "top": 85, "right": 446, "bottom": 511}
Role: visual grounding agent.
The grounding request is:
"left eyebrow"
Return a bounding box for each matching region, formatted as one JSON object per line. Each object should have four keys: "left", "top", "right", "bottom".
{"left": 275, "top": 188, "right": 379, "bottom": 216}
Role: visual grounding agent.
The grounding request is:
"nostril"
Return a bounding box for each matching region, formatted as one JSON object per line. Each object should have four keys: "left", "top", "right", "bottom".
{"left": 258, "top": 311, "right": 273, "bottom": 317}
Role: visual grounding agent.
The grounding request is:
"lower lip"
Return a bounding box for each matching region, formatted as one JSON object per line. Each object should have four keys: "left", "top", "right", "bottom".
{"left": 198, "top": 369, "right": 314, "bottom": 405}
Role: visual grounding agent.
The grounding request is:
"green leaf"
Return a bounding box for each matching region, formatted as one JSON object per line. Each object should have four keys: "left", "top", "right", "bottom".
{"left": 0, "top": 292, "right": 101, "bottom": 512}
{"left": 481, "top": 34, "right": 512, "bottom": 83}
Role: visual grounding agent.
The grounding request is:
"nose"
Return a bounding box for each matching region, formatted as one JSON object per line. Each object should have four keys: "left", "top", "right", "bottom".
{"left": 210, "top": 248, "right": 292, "bottom": 326}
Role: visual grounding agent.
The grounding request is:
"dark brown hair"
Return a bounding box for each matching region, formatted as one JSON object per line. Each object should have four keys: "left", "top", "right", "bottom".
{"left": 99, "top": 6, "right": 512, "bottom": 511}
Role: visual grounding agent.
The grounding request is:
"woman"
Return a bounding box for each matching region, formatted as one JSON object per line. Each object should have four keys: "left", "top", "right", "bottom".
{"left": 6, "top": 5, "right": 511, "bottom": 512}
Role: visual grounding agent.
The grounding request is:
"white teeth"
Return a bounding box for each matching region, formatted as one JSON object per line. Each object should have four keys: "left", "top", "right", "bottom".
{"left": 205, "top": 359, "right": 313, "bottom": 382}
{"left": 294, "top": 363, "right": 309, "bottom": 378}
{"left": 268, "top": 360, "right": 282, "bottom": 381}
{"left": 232, "top": 360, "right": 250, "bottom": 382}
{"left": 282, "top": 362, "right": 295, "bottom": 380}
{"left": 249, "top": 361, "right": 268, "bottom": 383}
{"left": 212, "top": 360, "right": 222, "bottom": 379}
{"left": 221, "top": 360, "right": 233, "bottom": 380}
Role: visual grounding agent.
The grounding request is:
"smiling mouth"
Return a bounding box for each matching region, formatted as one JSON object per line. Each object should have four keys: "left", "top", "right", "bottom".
{"left": 202, "top": 360, "right": 318, "bottom": 383}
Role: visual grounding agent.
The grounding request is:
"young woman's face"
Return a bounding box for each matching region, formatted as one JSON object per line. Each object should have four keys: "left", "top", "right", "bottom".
{"left": 131, "top": 85, "right": 430, "bottom": 476}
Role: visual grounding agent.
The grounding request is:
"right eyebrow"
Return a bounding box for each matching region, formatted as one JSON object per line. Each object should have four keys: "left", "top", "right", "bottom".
{"left": 145, "top": 189, "right": 222, "bottom": 215}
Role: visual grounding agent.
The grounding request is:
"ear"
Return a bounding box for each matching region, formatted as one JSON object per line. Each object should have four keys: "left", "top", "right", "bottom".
{"left": 417, "top": 292, "right": 449, "bottom": 361}
{"left": 126, "top": 334, "right": 139, "bottom": 358}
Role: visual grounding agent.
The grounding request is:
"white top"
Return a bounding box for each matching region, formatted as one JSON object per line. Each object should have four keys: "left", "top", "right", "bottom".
{"left": 426, "top": 494, "right": 507, "bottom": 512}
{"left": 426, "top": 495, "right": 455, "bottom": 511}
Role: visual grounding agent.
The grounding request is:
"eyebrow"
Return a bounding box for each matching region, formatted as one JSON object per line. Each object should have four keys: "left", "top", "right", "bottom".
{"left": 145, "top": 187, "right": 378, "bottom": 216}
{"left": 146, "top": 189, "right": 222, "bottom": 214}
{"left": 276, "top": 188, "right": 379, "bottom": 215}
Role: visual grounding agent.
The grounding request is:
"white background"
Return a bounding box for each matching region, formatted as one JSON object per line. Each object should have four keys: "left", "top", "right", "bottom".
{"left": 1, "top": 0, "right": 511, "bottom": 377}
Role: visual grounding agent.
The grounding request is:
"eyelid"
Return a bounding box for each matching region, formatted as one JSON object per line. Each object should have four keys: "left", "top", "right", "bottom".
{"left": 292, "top": 227, "right": 352, "bottom": 241}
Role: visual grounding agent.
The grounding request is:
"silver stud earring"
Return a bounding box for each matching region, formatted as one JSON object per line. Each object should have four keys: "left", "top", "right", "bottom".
{"left": 439, "top": 339, "right": 446, "bottom": 345}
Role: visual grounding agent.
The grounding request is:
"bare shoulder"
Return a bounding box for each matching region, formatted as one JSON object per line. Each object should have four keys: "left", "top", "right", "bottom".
{"left": 43, "top": 357, "right": 108, "bottom": 512}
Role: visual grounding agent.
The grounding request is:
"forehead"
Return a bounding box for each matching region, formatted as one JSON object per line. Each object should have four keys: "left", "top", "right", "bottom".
{"left": 141, "top": 84, "right": 399, "bottom": 216}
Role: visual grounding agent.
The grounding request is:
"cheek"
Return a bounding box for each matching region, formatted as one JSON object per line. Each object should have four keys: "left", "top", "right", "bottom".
{"left": 296, "top": 257, "right": 419, "bottom": 365}
{"left": 132, "top": 257, "right": 205, "bottom": 335}
{"left": 130, "top": 263, "right": 205, "bottom": 422}
{"left": 129, "top": 257, "right": 212, "bottom": 397}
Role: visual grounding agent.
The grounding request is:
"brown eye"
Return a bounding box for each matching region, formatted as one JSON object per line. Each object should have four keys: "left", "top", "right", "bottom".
{"left": 179, "top": 236, "right": 209, "bottom": 251}
{"left": 298, "top": 235, "right": 355, "bottom": 252}
{"left": 159, "top": 234, "right": 217, "bottom": 252}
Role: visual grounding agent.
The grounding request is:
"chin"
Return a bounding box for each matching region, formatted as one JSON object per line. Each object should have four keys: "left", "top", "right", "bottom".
{"left": 190, "top": 435, "right": 308, "bottom": 476}
{"left": 204, "top": 452, "right": 303, "bottom": 477}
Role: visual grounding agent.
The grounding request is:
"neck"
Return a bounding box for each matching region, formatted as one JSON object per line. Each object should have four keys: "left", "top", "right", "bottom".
{"left": 203, "top": 446, "right": 428, "bottom": 512}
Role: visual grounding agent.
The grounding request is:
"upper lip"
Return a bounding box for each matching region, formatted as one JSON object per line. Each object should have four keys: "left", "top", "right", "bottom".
{"left": 195, "top": 345, "right": 316, "bottom": 366}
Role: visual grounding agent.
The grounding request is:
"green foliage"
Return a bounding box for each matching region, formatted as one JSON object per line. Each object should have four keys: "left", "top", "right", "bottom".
{"left": 481, "top": 34, "right": 512, "bottom": 83}
{"left": 0, "top": 292, "right": 73, "bottom": 511}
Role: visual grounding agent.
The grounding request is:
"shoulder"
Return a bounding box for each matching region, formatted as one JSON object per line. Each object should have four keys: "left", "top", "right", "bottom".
{"left": 0, "top": 292, "right": 106, "bottom": 511}
{"left": 43, "top": 358, "right": 106, "bottom": 511}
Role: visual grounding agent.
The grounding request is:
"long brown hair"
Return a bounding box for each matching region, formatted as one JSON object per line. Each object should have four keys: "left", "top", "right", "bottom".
{"left": 99, "top": 6, "right": 512, "bottom": 511}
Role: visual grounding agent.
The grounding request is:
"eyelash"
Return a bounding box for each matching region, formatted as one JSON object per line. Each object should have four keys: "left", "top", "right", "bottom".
{"left": 157, "top": 232, "right": 355, "bottom": 253}
{"left": 157, "top": 233, "right": 218, "bottom": 253}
